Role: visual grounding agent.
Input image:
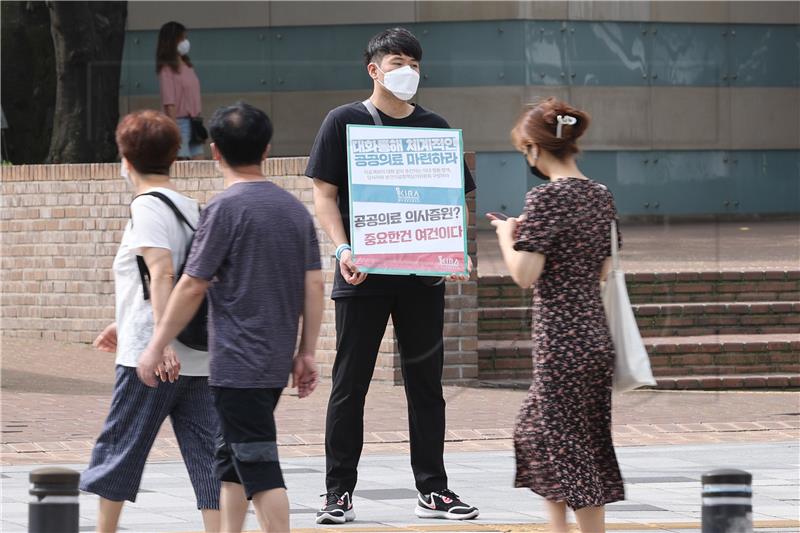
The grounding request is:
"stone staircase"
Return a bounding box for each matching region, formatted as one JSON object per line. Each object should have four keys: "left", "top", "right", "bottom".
{"left": 478, "top": 271, "right": 800, "bottom": 389}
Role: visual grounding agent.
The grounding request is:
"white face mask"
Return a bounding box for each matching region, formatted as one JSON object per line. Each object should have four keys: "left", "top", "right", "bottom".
{"left": 375, "top": 64, "right": 420, "bottom": 101}
{"left": 177, "top": 39, "right": 190, "bottom": 56}
{"left": 121, "top": 162, "right": 133, "bottom": 188}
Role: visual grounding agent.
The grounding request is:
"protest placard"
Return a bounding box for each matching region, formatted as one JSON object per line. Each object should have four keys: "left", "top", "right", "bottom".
{"left": 346, "top": 124, "right": 468, "bottom": 276}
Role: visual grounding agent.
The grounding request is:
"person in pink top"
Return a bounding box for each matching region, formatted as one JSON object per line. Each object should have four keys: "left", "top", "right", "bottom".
{"left": 156, "top": 21, "right": 204, "bottom": 160}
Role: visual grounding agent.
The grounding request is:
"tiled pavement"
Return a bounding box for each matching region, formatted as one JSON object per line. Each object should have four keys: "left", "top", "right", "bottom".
{"left": 2, "top": 336, "right": 799, "bottom": 465}
{"left": 2, "top": 442, "right": 798, "bottom": 532}
{"left": 2, "top": 337, "right": 799, "bottom": 532}
{"left": 3, "top": 220, "right": 800, "bottom": 530}
{"left": 3, "top": 416, "right": 799, "bottom": 466}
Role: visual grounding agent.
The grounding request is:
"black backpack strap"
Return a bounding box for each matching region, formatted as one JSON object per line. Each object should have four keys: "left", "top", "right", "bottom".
{"left": 135, "top": 191, "right": 196, "bottom": 232}
{"left": 136, "top": 256, "right": 151, "bottom": 300}
{"left": 130, "top": 191, "right": 197, "bottom": 301}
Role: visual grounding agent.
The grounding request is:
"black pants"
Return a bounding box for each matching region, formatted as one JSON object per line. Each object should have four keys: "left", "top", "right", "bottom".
{"left": 325, "top": 283, "right": 448, "bottom": 496}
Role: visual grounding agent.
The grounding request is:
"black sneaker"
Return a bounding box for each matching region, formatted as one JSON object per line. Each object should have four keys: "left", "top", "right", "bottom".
{"left": 414, "top": 489, "right": 479, "bottom": 520}
{"left": 315, "top": 491, "right": 355, "bottom": 524}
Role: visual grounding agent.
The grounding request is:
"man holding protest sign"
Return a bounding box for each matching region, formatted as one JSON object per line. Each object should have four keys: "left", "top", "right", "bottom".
{"left": 306, "top": 27, "right": 479, "bottom": 525}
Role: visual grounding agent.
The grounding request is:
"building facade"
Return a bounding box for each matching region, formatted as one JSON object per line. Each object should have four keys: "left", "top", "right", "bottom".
{"left": 121, "top": 1, "right": 800, "bottom": 220}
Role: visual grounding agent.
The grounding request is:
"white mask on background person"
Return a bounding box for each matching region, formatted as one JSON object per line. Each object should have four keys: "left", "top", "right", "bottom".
{"left": 375, "top": 64, "right": 420, "bottom": 101}
{"left": 120, "top": 162, "right": 133, "bottom": 188}
{"left": 177, "top": 39, "right": 190, "bottom": 56}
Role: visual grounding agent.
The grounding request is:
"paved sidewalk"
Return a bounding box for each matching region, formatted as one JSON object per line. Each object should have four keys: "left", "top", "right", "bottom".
{"left": 2, "top": 219, "right": 800, "bottom": 531}
{"left": 2, "top": 337, "right": 799, "bottom": 465}
{"left": 2, "top": 442, "right": 798, "bottom": 532}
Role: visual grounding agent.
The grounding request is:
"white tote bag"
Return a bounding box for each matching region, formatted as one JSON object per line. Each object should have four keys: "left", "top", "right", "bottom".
{"left": 603, "top": 220, "right": 657, "bottom": 393}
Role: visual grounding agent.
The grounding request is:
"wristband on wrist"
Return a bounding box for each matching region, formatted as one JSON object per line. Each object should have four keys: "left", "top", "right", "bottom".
{"left": 335, "top": 243, "right": 352, "bottom": 261}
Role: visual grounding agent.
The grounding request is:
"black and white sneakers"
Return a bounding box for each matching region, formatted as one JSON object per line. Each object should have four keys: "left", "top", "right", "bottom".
{"left": 315, "top": 491, "right": 355, "bottom": 524}
{"left": 316, "top": 489, "right": 478, "bottom": 524}
{"left": 414, "top": 489, "right": 480, "bottom": 520}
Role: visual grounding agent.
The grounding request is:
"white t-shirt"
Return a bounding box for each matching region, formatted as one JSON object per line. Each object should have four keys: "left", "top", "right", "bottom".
{"left": 113, "top": 187, "right": 210, "bottom": 376}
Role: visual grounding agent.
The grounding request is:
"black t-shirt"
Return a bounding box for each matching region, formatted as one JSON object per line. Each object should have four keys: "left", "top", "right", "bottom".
{"left": 305, "top": 101, "right": 476, "bottom": 299}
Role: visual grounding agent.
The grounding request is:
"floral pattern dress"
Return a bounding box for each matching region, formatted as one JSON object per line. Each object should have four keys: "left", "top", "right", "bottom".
{"left": 512, "top": 177, "right": 625, "bottom": 510}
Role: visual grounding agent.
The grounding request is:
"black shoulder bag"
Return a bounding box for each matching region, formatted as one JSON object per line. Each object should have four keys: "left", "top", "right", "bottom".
{"left": 133, "top": 191, "right": 208, "bottom": 351}
{"left": 189, "top": 117, "right": 208, "bottom": 144}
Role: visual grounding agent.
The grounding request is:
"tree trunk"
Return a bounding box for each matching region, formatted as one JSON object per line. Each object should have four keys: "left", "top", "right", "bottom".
{"left": 0, "top": 1, "right": 56, "bottom": 164}
{"left": 46, "top": 1, "right": 127, "bottom": 163}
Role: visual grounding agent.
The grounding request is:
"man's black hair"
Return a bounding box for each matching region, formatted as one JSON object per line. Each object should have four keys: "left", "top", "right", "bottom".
{"left": 363, "top": 27, "right": 423, "bottom": 67}
{"left": 209, "top": 102, "right": 273, "bottom": 167}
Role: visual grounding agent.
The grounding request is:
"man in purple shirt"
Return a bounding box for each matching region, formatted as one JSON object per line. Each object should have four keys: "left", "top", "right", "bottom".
{"left": 139, "top": 102, "right": 324, "bottom": 533}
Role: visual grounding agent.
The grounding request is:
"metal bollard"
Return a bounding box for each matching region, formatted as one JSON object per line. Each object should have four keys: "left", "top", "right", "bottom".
{"left": 28, "top": 467, "right": 80, "bottom": 533}
{"left": 702, "top": 469, "right": 753, "bottom": 533}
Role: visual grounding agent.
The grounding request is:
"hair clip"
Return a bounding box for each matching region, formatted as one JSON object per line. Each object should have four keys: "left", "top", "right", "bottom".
{"left": 556, "top": 115, "right": 578, "bottom": 138}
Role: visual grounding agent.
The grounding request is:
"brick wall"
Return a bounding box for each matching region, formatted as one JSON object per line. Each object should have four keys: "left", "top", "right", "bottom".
{"left": 0, "top": 157, "right": 478, "bottom": 384}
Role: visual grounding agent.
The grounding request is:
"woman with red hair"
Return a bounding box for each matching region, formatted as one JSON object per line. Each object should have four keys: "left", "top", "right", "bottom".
{"left": 489, "top": 98, "right": 624, "bottom": 532}
{"left": 80, "top": 110, "right": 219, "bottom": 532}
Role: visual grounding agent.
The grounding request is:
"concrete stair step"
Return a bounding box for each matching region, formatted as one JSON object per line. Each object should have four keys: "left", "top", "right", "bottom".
{"left": 478, "top": 334, "right": 800, "bottom": 354}
{"left": 478, "top": 302, "right": 800, "bottom": 340}
{"left": 645, "top": 333, "right": 799, "bottom": 375}
{"left": 478, "top": 334, "right": 799, "bottom": 383}
{"left": 635, "top": 301, "right": 800, "bottom": 336}
{"left": 627, "top": 271, "right": 800, "bottom": 304}
{"left": 479, "top": 373, "right": 800, "bottom": 390}
{"left": 478, "top": 271, "right": 800, "bottom": 307}
{"left": 655, "top": 374, "right": 800, "bottom": 390}
{"left": 478, "top": 338, "right": 534, "bottom": 356}
{"left": 644, "top": 333, "right": 799, "bottom": 350}
{"left": 478, "top": 306, "right": 531, "bottom": 341}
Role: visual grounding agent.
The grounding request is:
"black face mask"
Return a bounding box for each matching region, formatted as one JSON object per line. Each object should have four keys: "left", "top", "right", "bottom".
{"left": 525, "top": 154, "right": 550, "bottom": 181}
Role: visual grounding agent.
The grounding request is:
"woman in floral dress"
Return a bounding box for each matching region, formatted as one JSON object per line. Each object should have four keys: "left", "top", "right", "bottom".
{"left": 489, "top": 97, "right": 624, "bottom": 532}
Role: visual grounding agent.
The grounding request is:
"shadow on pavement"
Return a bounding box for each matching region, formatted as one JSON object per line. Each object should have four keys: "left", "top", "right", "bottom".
{"left": 1, "top": 368, "right": 112, "bottom": 395}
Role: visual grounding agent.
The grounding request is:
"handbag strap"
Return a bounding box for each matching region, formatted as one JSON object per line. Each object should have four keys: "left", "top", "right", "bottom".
{"left": 610, "top": 219, "right": 620, "bottom": 271}
{"left": 362, "top": 99, "right": 383, "bottom": 126}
